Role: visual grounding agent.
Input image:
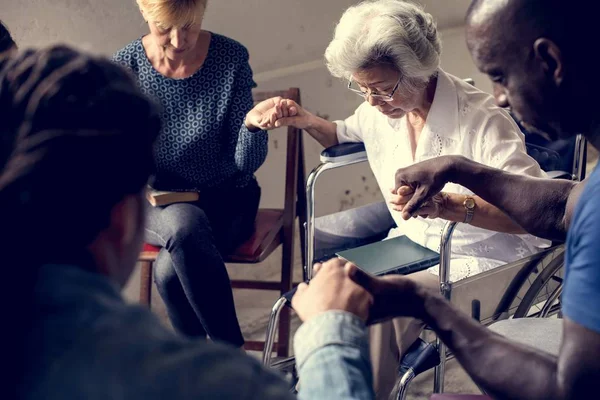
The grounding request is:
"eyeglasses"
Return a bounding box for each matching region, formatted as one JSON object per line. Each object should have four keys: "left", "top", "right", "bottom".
{"left": 347, "top": 76, "right": 402, "bottom": 102}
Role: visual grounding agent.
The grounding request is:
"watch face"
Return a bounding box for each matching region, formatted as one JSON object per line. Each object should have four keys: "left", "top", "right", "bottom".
{"left": 465, "top": 198, "right": 476, "bottom": 209}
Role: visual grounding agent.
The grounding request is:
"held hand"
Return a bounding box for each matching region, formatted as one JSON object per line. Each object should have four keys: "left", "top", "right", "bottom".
{"left": 389, "top": 186, "right": 447, "bottom": 219}
{"left": 345, "top": 264, "right": 429, "bottom": 324}
{"left": 245, "top": 97, "right": 312, "bottom": 131}
{"left": 394, "top": 156, "right": 458, "bottom": 220}
{"left": 291, "top": 258, "right": 373, "bottom": 323}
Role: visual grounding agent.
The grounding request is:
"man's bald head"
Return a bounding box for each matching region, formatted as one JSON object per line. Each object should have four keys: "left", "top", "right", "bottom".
{"left": 467, "top": 0, "right": 591, "bottom": 62}
{"left": 465, "top": 0, "right": 600, "bottom": 141}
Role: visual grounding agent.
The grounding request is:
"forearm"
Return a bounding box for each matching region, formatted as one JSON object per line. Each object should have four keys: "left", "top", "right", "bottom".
{"left": 304, "top": 116, "right": 339, "bottom": 149}
{"left": 419, "top": 289, "right": 560, "bottom": 400}
{"left": 449, "top": 156, "right": 575, "bottom": 240}
{"left": 295, "top": 311, "right": 374, "bottom": 400}
{"left": 235, "top": 124, "right": 268, "bottom": 174}
{"left": 439, "top": 193, "right": 527, "bottom": 234}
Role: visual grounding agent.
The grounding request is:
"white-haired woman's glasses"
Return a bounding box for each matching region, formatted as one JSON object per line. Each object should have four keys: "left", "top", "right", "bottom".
{"left": 347, "top": 76, "right": 402, "bottom": 102}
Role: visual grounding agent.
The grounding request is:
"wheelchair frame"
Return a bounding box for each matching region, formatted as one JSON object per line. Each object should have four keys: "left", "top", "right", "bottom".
{"left": 263, "top": 134, "right": 586, "bottom": 396}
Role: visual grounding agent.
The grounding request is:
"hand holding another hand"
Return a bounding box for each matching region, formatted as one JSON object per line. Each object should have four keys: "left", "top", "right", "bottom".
{"left": 394, "top": 156, "right": 459, "bottom": 220}
{"left": 245, "top": 97, "right": 312, "bottom": 131}
{"left": 389, "top": 186, "right": 447, "bottom": 220}
{"left": 291, "top": 258, "right": 373, "bottom": 322}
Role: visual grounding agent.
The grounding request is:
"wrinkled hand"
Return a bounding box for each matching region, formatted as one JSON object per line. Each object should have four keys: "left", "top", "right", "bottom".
{"left": 346, "top": 265, "right": 429, "bottom": 324}
{"left": 291, "top": 258, "right": 373, "bottom": 322}
{"left": 389, "top": 186, "right": 447, "bottom": 219}
{"left": 245, "top": 97, "right": 311, "bottom": 131}
{"left": 394, "top": 156, "right": 460, "bottom": 220}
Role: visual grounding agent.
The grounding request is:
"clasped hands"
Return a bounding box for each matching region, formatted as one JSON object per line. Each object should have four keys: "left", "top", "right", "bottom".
{"left": 292, "top": 257, "right": 426, "bottom": 325}
{"left": 245, "top": 96, "right": 310, "bottom": 131}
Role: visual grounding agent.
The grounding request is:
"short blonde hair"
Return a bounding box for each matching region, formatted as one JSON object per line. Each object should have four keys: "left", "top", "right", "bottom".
{"left": 137, "top": 0, "right": 207, "bottom": 28}
{"left": 325, "top": 0, "right": 441, "bottom": 93}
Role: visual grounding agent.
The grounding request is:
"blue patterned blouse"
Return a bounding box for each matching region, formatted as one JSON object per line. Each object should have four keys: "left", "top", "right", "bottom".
{"left": 113, "top": 33, "right": 268, "bottom": 190}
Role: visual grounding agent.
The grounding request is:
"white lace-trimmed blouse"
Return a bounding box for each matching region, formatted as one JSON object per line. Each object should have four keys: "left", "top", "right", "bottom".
{"left": 334, "top": 69, "right": 550, "bottom": 282}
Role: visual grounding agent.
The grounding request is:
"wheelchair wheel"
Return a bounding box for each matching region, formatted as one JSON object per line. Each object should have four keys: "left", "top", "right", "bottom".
{"left": 512, "top": 252, "right": 565, "bottom": 319}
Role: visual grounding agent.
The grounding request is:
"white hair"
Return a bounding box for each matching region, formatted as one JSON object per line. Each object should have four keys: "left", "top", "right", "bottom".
{"left": 325, "top": 0, "right": 442, "bottom": 93}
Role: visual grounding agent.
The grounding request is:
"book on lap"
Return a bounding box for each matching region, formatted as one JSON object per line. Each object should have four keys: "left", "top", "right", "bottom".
{"left": 336, "top": 235, "right": 440, "bottom": 276}
{"left": 146, "top": 188, "right": 199, "bottom": 207}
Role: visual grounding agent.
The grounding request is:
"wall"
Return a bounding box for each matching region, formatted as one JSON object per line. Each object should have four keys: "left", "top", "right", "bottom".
{"left": 1, "top": 0, "right": 491, "bottom": 271}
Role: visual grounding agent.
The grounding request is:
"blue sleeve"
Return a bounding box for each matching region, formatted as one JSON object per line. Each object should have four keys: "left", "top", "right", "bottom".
{"left": 563, "top": 181, "right": 600, "bottom": 333}
{"left": 294, "top": 311, "right": 374, "bottom": 400}
{"left": 230, "top": 50, "right": 268, "bottom": 175}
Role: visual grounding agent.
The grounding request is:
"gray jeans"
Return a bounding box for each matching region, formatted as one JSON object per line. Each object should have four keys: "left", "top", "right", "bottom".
{"left": 145, "top": 180, "right": 260, "bottom": 347}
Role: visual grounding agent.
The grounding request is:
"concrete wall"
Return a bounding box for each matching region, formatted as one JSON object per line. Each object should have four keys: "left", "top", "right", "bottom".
{"left": 1, "top": 0, "right": 491, "bottom": 273}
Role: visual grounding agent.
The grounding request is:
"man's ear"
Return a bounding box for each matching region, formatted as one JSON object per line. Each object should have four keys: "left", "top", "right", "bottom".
{"left": 110, "top": 194, "right": 144, "bottom": 246}
{"left": 533, "top": 38, "right": 564, "bottom": 86}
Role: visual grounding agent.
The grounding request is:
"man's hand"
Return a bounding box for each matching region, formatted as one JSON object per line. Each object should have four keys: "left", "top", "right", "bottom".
{"left": 346, "top": 265, "right": 431, "bottom": 324}
{"left": 291, "top": 259, "right": 373, "bottom": 322}
{"left": 394, "top": 155, "right": 463, "bottom": 220}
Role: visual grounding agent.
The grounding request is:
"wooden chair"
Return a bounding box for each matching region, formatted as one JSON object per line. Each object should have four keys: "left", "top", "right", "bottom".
{"left": 138, "top": 88, "right": 306, "bottom": 357}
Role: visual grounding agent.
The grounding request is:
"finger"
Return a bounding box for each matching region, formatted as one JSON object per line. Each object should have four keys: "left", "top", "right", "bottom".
{"left": 288, "top": 106, "right": 298, "bottom": 116}
{"left": 276, "top": 103, "right": 283, "bottom": 119}
{"left": 397, "top": 185, "right": 414, "bottom": 195}
{"left": 345, "top": 263, "right": 377, "bottom": 292}
{"left": 296, "top": 282, "right": 308, "bottom": 292}
{"left": 274, "top": 116, "right": 301, "bottom": 128}
{"left": 312, "top": 262, "right": 323, "bottom": 276}
{"left": 401, "top": 187, "right": 429, "bottom": 220}
{"left": 281, "top": 100, "right": 290, "bottom": 118}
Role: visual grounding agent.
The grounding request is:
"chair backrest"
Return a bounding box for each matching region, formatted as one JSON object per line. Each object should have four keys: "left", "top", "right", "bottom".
{"left": 251, "top": 88, "right": 306, "bottom": 236}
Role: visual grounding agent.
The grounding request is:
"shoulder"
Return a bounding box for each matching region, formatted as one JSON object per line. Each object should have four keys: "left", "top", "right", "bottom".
{"left": 210, "top": 33, "right": 250, "bottom": 60}
{"left": 563, "top": 169, "right": 600, "bottom": 333}
{"left": 112, "top": 38, "right": 144, "bottom": 69}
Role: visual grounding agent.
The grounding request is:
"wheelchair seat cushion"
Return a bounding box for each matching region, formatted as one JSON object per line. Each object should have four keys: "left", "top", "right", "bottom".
{"left": 488, "top": 318, "right": 563, "bottom": 356}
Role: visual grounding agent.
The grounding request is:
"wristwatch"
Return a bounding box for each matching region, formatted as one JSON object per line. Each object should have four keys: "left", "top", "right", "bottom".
{"left": 463, "top": 196, "right": 476, "bottom": 224}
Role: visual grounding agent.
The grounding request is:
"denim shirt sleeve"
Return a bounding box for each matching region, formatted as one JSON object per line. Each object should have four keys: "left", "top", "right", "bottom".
{"left": 294, "top": 310, "right": 374, "bottom": 400}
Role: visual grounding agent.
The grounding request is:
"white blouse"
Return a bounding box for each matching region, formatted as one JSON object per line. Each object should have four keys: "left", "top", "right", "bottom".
{"left": 334, "top": 69, "right": 550, "bottom": 282}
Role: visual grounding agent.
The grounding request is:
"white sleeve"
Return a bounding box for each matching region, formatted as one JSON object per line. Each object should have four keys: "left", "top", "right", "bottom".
{"left": 334, "top": 105, "right": 366, "bottom": 144}
{"left": 477, "top": 111, "right": 547, "bottom": 178}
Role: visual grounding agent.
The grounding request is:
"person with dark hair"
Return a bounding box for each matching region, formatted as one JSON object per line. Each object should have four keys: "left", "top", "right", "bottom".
{"left": 0, "top": 20, "right": 16, "bottom": 57}
{"left": 3, "top": 45, "right": 386, "bottom": 400}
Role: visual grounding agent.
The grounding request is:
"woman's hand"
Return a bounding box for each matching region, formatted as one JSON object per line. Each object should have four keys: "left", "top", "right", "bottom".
{"left": 245, "top": 97, "right": 313, "bottom": 131}
{"left": 389, "top": 185, "right": 447, "bottom": 220}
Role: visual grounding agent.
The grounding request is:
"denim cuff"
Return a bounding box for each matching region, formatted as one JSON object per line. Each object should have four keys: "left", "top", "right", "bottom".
{"left": 293, "top": 310, "right": 368, "bottom": 369}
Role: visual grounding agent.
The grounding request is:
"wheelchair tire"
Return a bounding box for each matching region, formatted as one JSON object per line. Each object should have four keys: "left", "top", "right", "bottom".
{"left": 513, "top": 252, "right": 565, "bottom": 319}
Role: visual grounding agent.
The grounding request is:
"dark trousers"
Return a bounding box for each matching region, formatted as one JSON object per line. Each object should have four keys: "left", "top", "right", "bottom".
{"left": 145, "top": 180, "right": 260, "bottom": 347}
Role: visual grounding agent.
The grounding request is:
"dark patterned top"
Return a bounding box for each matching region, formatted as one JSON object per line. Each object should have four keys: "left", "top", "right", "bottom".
{"left": 113, "top": 33, "right": 267, "bottom": 190}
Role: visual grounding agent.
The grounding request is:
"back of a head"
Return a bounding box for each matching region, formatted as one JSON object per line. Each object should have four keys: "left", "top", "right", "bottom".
{"left": 325, "top": 0, "right": 441, "bottom": 90}
{"left": 0, "top": 45, "right": 160, "bottom": 391}
{"left": 0, "top": 20, "right": 16, "bottom": 54}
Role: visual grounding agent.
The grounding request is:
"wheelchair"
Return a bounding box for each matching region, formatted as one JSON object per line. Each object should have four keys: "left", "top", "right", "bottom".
{"left": 261, "top": 129, "right": 586, "bottom": 397}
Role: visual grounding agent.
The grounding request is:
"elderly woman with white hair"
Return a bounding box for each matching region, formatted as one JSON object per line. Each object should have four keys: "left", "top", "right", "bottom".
{"left": 252, "top": 0, "right": 549, "bottom": 397}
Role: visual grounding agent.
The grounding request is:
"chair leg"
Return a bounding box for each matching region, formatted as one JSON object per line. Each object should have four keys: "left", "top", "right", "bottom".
{"left": 139, "top": 260, "right": 153, "bottom": 306}
{"left": 277, "top": 242, "right": 294, "bottom": 357}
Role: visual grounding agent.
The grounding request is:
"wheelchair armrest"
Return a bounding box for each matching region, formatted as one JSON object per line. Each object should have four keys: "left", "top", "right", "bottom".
{"left": 546, "top": 170, "right": 572, "bottom": 180}
{"left": 320, "top": 142, "right": 367, "bottom": 163}
{"left": 282, "top": 286, "right": 298, "bottom": 306}
{"left": 400, "top": 338, "right": 440, "bottom": 376}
